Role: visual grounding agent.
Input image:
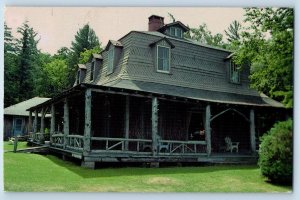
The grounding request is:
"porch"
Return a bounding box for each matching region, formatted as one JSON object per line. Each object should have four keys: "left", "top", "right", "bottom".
{"left": 28, "top": 84, "right": 258, "bottom": 168}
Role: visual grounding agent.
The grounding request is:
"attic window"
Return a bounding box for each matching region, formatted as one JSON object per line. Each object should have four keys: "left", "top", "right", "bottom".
{"left": 77, "top": 70, "right": 80, "bottom": 84}
{"left": 169, "top": 27, "right": 183, "bottom": 38}
{"left": 107, "top": 47, "right": 114, "bottom": 75}
{"left": 230, "top": 60, "right": 240, "bottom": 84}
{"left": 157, "top": 45, "right": 170, "bottom": 73}
{"left": 90, "top": 61, "right": 95, "bottom": 81}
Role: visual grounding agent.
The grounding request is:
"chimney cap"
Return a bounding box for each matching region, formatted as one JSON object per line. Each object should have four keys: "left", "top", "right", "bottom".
{"left": 148, "top": 15, "right": 164, "bottom": 20}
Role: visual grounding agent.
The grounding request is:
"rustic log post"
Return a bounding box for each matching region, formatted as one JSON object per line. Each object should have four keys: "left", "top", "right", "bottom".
{"left": 205, "top": 104, "right": 211, "bottom": 156}
{"left": 83, "top": 89, "right": 92, "bottom": 154}
{"left": 250, "top": 109, "right": 256, "bottom": 153}
{"left": 41, "top": 107, "right": 45, "bottom": 134}
{"left": 50, "top": 104, "right": 56, "bottom": 143}
{"left": 124, "top": 96, "right": 130, "bottom": 150}
{"left": 28, "top": 111, "right": 32, "bottom": 134}
{"left": 152, "top": 97, "right": 158, "bottom": 156}
{"left": 63, "top": 99, "right": 69, "bottom": 149}
{"left": 34, "top": 109, "right": 38, "bottom": 133}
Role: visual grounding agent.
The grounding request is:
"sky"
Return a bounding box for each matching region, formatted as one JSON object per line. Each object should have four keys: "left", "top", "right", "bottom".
{"left": 4, "top": 7, "right": 245, "bottom": 55}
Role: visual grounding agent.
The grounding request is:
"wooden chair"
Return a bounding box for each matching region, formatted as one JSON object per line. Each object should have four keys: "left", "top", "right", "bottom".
{"left": 157, "top": 136, "right": 169, "bottom": 153}
{"left": 224, "top": 137, "right": 239, "bottom": 153}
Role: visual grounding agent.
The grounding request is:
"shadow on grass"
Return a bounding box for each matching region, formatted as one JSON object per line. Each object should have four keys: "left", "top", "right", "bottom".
{"left": 43, "top": 153, "right": 259, "bottom": 179}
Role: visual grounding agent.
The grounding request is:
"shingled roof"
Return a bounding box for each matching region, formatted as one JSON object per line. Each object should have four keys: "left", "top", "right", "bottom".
{"left": 4, "top": 97, "right": 51, "bottom": 116}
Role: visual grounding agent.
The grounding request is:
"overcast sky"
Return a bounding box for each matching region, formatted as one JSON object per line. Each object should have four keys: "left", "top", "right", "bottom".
{"left": 4, "top": 7, "right": 246, "bottom": 55}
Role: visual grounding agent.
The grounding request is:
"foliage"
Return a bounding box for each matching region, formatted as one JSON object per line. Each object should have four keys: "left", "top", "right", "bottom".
{"left": 4, "top": 153, "right": 291, "bottom": 192}
{"left": 185, "top": 23, "right": 226, "bottom": 48}
{"left": 225, "top": 20, "right": 241, "bottom": 43}
{"left": 234, "top": 8, "right": 293, "bottom": 107}
{"left": 79, "top": 45, "right": 102, "bottom": 64}
{"left": 4, "top": 23, "right": 19, "bottom": 107}
{"left": 259, "top": 119, "right": 293, "bottom": 185}
{"left": 68, "top": 24, "right": 100, "bottom": 85}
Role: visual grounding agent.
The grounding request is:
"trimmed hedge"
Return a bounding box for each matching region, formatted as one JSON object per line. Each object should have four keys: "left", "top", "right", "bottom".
{"left": 258, "top": 119, "right": 293, "bottom": 185}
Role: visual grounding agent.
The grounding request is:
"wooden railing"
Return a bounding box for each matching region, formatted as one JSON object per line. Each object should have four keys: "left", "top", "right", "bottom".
{"left": 51, "top": 133, "right": 64, "bottom": 148}
{"left": 32, "top": 132, "right": 45, "bottom": 143}
{"left": 158, "top": 140, "right": 207, "bottom": 155}
{"left": 66, "top": 135, "right": 84, "bottom": 151}
{"left": 91, "top": 137, "right": 152, "bottom": 153}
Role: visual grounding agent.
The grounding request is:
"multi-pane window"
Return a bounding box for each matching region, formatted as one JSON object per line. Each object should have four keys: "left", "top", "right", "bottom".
{"left": 157, "top": 46, "right": 170, "bottom": 72}
{"left": 107, "top": 48, "right": 114, "bottom": 74}
{"left": 77, "top": 70, "right": 80, "bottom": 84}
{"left": 90, "top": 61, "right": 95, "bottom": 81}
{"left": 230, "top": 61, "right": 240, "bottom": 83}
{"left": 169, "top": 27, "right": 183, "bottom": 38}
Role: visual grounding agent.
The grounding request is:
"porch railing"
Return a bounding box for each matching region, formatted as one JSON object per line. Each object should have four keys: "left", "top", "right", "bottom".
{"left": 51, "top": 133, "right": 64, "bottom": 148}
{"left": 32, "top": 132, "right": 45, "bottom": 143}
{"left": 91, "top": 137, "right": 152, "bottom": 153}
{"left": 66, "top": 135, "right": 84, "bottom": 152}
{"left": 158, "top": 140, "right": 207, "bottom": 155}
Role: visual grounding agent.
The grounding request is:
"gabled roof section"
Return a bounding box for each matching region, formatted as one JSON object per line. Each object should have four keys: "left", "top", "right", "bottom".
{"left": 87, "top": 53, "right": 103, "bottom": 63}
{"left": 158, "top": 21, "right": 190, "bottom": 32}
{"left": 4, "top": 97, "right": 51, "bottom": 116}
{"left": 78, "top": 64, "right": 86, "bottom": 69}
{"left": 104, "top": 40, "right": 123, "bottom": 51}
{"left": 149, "top": 37, "right": 175, "bottom": 49}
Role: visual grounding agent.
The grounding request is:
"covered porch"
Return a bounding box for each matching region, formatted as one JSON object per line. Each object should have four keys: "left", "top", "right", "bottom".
{"left": 28, "top": 84, "right": 258, "bottom": 168}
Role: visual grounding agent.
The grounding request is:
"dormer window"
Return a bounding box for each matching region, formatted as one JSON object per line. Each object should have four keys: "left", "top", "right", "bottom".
{"left": 230, "top": 60, "right": 240, "bottom": 83}
{"left": 169, "top": 27, "right": 183, "bottom": 38}
{"left": 107, "top": 47, "right": 114, "bottom": 74}
{"left": 157, "top": 45, "right": 170, "bottom": 72}
{"left": 76, "top": 70, "right": 80, "bottom": 84}
{"left": 90, "top": 61, "right": 95, "bottom": 81}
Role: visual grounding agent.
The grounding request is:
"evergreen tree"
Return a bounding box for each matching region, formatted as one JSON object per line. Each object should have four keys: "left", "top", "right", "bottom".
{"left": 68, "top": 24, "right": 100, "bottom": 86}
{"left": 225, "top": 20, "right": 241, "bottom": 43}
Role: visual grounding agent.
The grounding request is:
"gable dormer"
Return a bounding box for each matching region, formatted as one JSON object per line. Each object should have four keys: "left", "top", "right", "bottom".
{"left": 104, "top": 40, "right": 123, "bottom": 75}
{"left": 158, "top": 21, "right": 189, "bottom": 39}
{"left": 225, "top": 53, "right": 241, "bottom": 84}
{"left": 76, "top": 64, "right": 86, "bottom": 85}
{"left": 149, "top": 37, "right": 175, "bottom": 73}
{"left": 88, "top": 53, "right": 103, "bottom": 82}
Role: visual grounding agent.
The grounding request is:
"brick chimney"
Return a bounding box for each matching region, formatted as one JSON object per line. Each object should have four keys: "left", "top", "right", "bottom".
{"left": 148, "top": 15, "right": 164, "bottom": 31}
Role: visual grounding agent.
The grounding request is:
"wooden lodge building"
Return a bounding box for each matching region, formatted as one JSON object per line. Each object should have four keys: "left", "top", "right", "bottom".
{"left": 27, "top": 15, "right": 287, "bottom": 168}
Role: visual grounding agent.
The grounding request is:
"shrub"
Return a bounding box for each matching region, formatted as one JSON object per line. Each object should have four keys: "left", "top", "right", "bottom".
{"left": 258, "top": 119, "right": 293, "bottom": 185}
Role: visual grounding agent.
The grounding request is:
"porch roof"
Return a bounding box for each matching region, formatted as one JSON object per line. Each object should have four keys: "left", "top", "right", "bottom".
{"left": 27, "top": 80, "right": 284, "bottom": 112}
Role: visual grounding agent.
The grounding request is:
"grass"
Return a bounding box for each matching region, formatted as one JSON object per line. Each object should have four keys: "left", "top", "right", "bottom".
{"left": 3, "top": 141, "right": 29, "bottom": 151}
{"left": 3, "top": 142, "right": 292, "bottom": 192}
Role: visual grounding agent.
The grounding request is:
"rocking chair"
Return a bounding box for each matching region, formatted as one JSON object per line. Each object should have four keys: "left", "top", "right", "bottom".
{"left": 224, "top": 137, "right": 239, "bottom": 153}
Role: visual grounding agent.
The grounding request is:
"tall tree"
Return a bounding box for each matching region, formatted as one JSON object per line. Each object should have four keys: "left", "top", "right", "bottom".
{"left": 225, "top": 20, "right": 242, "bottom": 43}
{"left": 78, "top": 45, "right": 102, "bottom": 64}
{"left": 234, "top": 8, "right": 293, "bottom": 107}
{"left": 68, "top": 24, "right": 100, "bottom": 85}
{"left": 4, "top": 23, "right": 18, "bottom": 107}
{"left": 14, "top": 21, "right": 40, "bottom": 102}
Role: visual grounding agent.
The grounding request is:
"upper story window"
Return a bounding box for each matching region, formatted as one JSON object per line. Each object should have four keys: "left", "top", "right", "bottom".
{"left": 157, "top": 45, "right": 170, "bottom": 73}
{"left": 169, "top": 27, "right": 183, "bottom": 38}
{"left": 76, "top": 70, "right": 80, "bottom": 84}
{"left": 230, "top": 61, "right": 240, "bottom": 84}
{"left": 90, "top": 61, "right": 95, "bottom": 81}
{"left": 107, "top": 47, "right": 114, "bottom": 74}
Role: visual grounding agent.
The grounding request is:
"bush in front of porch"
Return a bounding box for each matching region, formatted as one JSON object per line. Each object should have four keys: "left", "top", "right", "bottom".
{"left": 259, "top": 119, "right": 293, "bottom": 185}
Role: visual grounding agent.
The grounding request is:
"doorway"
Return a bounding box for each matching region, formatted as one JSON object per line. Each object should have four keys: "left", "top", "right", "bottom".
{"left": 188, "top": 112, "right": 205, "bottom": 141}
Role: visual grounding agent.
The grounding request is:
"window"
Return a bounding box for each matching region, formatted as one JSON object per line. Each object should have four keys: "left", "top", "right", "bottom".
{"left": 90, "top": 61, "right": 95, "bottom": 81}
{"left": 107, "top": 48, "right": 114, "bottom": 74}
{"left": 169, "top": 27, "right": 183, "bottom": 38}
{"left": 157, "top": 46, "right": 170, "bottom": 72}
{"left": 230, "top": 61, "right": 240, "bottom": 83}
{"left": 76, "top": 70, "right": 80, "bottom": 84}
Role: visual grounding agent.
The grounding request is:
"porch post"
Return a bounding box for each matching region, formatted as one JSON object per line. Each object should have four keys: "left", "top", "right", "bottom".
{"left": 34, "top": 109, "right": 38, "bottom": 133}
{"left": 50, "top": 104, "right": 55, "bottom": 143}
{"left": 151, "top": 97, "right": 158, "bottom": 156}
{"left": 250, "top": 109, "right": 256, "bottom": 153}
{"left": 83, "top": 89, "right": 92, "bottom": 154}
{"left": 124, "top": 96, "right": 130, "bottom": 151}
{"left": 28, "top": 111, "right": 32, "bottom": 134}
{"left": 63, "top": 99, "right": 69, "bottom": 149}
{"left": 205, "top": 104, "right": 211, "bottom": 156}
{"left": 41, "top": 107, "right": 45, "bottom": 134}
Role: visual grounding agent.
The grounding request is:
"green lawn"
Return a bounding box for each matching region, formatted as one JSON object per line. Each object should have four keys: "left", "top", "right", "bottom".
{"left": 4, "top": 144, "right": 292, "bottom": 192}
{"left": 3, "top": 141, "right": 29, "bottom": 151}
